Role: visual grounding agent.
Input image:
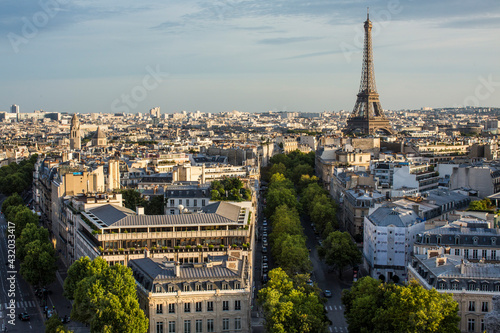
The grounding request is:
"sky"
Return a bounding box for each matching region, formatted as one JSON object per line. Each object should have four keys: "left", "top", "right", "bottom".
{"left": 0, "top": 0, "right": 499, "bottom": 114}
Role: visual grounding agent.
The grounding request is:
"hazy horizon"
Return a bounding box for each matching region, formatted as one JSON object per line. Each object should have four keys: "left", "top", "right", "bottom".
{"left": 1, "top": 0, "right": 499, "bottom": 114}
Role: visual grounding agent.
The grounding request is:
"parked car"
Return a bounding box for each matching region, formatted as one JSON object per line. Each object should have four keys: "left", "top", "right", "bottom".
{"left": 263, "top": 221, "right": 268, "bottom": 227}
{"left": 262, "top": 274, "right": 269, "bottom": 283}
{"left": 262, "top": 246, "right": 268, "bottom": 254}
{"left": 263, "top": 232, "right": 268, "bottom": 238}
{"left": 262, "top": 256, "right": 268, "bottom": 263}
{"left": 263, "top": 227, "right": 268, "bottom": 233}
{"left": 324, "top": 290, "right": 332, "bottom": 298}
{"left": 306, "top": 278, "right": 314, "bottom": 287}
{"left": 18, "top": 313, "right": 30, "bottom": 321}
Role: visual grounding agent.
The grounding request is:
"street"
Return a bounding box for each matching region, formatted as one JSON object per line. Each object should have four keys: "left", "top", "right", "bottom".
{"left": 0, "top": 213, "right": 44, "bottom": 332}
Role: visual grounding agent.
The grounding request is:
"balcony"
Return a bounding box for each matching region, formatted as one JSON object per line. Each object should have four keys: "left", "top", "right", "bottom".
{"left": 96, "top": 229, "right": 249, "bottom": 242}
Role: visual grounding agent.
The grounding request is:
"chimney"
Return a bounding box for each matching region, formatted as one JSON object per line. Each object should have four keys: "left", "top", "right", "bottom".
{"left": 175, "top": 261, "right": 180, "bottom": 277}
{"left": 136, "top": 206, "right": 144, "bottom": 215}
{"left": 412, "top": 204, "right": 419, "bottom": 215}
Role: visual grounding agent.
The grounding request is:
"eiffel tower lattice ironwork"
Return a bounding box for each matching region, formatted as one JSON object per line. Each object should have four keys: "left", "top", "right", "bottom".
{"left": 344, "top": 9, "right": 395, "bottom": 135}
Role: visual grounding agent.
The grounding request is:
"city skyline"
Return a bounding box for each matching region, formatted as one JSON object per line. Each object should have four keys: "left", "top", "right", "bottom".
{"left": 1, "top": 0, "right": 499, "bottom": 114}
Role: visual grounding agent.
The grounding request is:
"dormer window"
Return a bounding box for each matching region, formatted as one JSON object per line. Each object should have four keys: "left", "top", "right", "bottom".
{"left": 473, "top": 237, "right": 478, "bottom": 245}
{"left": 492, "top": 238, "right": 497, "bottom": 245}
{"left": 455, "top": 236, "right": 460, "bottom": 245}
{"left": 222, "top": 283, "right": 229, "bottom": 290}
{"left": 183, "top": 284, "right": 190, "bottom": 292}
{"left": 155, "top": 284, "right": 162, "bottom": 293}
{"left": 207, "top": 283, "right": 214, "bottom": 291}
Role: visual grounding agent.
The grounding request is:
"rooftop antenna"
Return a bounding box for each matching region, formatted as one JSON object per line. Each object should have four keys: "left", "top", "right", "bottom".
{"left": 367, "top": 7, "right": 369, "bottom": 20}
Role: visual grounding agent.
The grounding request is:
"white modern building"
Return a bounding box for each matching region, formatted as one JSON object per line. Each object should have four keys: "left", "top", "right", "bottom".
{"left": 363, "top": 205, "right": 425, "bottom": 282}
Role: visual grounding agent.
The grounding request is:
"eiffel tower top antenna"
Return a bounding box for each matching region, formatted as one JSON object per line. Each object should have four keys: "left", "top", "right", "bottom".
{"left": 367, "top": 7, "right": 369, "bottom": 20}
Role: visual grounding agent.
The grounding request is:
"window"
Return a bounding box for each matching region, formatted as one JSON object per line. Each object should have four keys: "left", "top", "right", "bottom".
{"left": 451, "top": 282, "right": 459, "bottom": 290}
{"left": 169, "top": 321, "right": 176, "bottom": 333}
{"left": 207, "top": 284, "right": 213, "bottom": 291}
{"left": 170, "top": 199, "right": 174, "bottom": 206}
{"left": 196, "top": 284, "right": 202, "bottom": 291}
{"left": 155, "top": 285, "right": 162, "bottom": 293}
{"left": 184, "top": 303, "right": 191, "bottom": 313}
{"left": 481, "top": 319, "right": 485, "bottom": 332}
{"left": 207, "top": 319, "right": 214, "bottom": 332}
{"left": 157, "top": 322, "right": 164, "bottom": 333}
{"left": 156, "top": 303, "right": 163, "bottom": 314}
{"left": 207, "top": 301, "right": 214, "bottom": 312}
{"left": 222, "top": 283, "right": 228, "bottom": 290}
{"left": 235, "top": 282, "right": 240, "bottom": 289}
{"left": 168, "top": 285, "right": 175, "bottom": 292}
{"left": 455, "top": 237, "right": 460, "bottom": 245}
{"left": 438, "top": 282, "right": 446, "bottom": 290}
{"left": 481, "top": 284, "right": 489, "bottom": 291}
{"left": 468, "top": 301, "right": 475, "bottom": 312}
{"left": 195, "top": 320, "right": 202, "bottom": 333}
{"left": 186, "top": 199, "right": 190, "bottom": 207}
{"left": 482, "top": 301, "right": 489, "bottom": 312}
{"left": 196, "top": 302, "right": 202, "bottom": 312}
{"left": 169, "top": 303, "right": 175, "bottom": 313}
{"left": 194, "top": 199, "right": 197, "bottom": 206}
{"left": 492, "top": 250, "right": 497, "bottom": 260}
{"left": 464, "top": 249, "right": 469, "bottom": 258}
{"left": 482, "top": 250, "right": 487, "bottom": 259}
{"left": 170, "top": 209, "right": 175, "bottom": 215}
{"left": 468, "top": 318, "right": 475, "bottom": 332}
{"left": 496, "top": 284, "right": 500, "bottom": 292}
{"left": 235, "top": 318, "right": 241, "bottom": 330}
{"left": 179, "top": 199, "right": 182, "bottom": 205}
{"left": 222, "top": 318, "right": 229, "bottom": 331}
{"left": 473, "top": 249, "right": 478, "bottom": 259}
{"left": 223, "top": 301, "right": 229, "bottom": 311}
{"left": 184, "top": 320, "right": 191, "bottom": 333}
{"left": 184, "top": 284, "right": 190, "bottom": 292}
{"left": 468, "top": 283, "right": 476, "bottom": 291}
{"left": 235, "top": 300, "right": 241, "bottom": 310}
{"left": 455, "top": 249, "right": 460, "bottom": 256}
{"left": 202, "top": 199, "right": 206, "bottom": 206}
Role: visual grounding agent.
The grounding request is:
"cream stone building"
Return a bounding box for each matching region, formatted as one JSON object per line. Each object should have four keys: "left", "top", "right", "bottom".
{"left": 130, "top": 256, "right": 251, "bottom": 333}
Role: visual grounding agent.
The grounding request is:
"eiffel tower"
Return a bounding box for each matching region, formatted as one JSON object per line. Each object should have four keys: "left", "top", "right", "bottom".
{"left": 344, "top": 9, "right": 395, "bottom": 135}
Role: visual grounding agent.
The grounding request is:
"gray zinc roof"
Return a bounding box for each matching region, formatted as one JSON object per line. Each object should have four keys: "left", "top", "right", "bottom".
{"left": 368, "top": 205, "right": 420, "bottom": 227}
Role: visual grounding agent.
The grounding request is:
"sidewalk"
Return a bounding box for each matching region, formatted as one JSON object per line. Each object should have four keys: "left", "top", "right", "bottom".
{"left": 40, "top": 257, "right": 90, "bottom": 333}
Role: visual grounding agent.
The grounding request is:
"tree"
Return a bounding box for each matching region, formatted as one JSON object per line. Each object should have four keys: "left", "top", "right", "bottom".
{"left": 1, "top": 192, "right": 24, "bottom": 215}
{"left": 121, "top": 189, "right": 146, "bottom": 211}
{"left": 272, "top": 233, "right": 311, "bottom": 275}
{"left": 468, "top": 198, "right": 494, "bottom": 211}
{"left": 20, "top": 240, "right": 57, "bottom": 286}
{"left": 268, "top": 162, "right": 287, "bottom": 178}
{"left": 265, "top": 187, "right": 299, "bottom": 217}
{"left": 12, "top": 206, "right": 39, "bottom": 238}
{"left": 342, "top": 277, "right": 460, "bottom": 333}
{"left": 270, "top": 205, "right": 303, "bottom": 238}
{"left": 45, "top": 314, "right": 73, "bottom": 333}
{"left": 318, "top": 231, "right": 361, "bottom": 279}
{"left": 64, "top": 256, "right": 108, "bottom": 300}
{"left": 297, "top": 174, "right": 319, "bottom": 194}
{"left": 71, "top": 260, "right": 148, "bottom": 333}
{"left": 288, "top": 164, "right": 314, "bottom": 185}
{"left": 258, "top": 268, "right": 328, "bottom": 333}
{"left": 145, "top": 195, "right": 164, "bottom": 215}
{"left": 17, "top": 223, "right": 49, "bottom": 260}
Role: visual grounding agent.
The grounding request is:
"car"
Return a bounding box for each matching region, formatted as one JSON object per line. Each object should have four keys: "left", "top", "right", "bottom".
{"left": 324, "top": 290, "right": 332, "bottom": 298}
{"left": 263, "top": 221, "right": 268, "bottom": 227}
{"left": 262, "top": 246, "right": 268, "bottom": 254}
{"left": 306, "top": 278, "right": 314, "bottom": 287}
{"left": 262, "top": 256, "right": 268, "bottom": 263}
{"left": 262, "top": 265, "right": 269, "bottom": 273}
{"left": 263, "top": 227, "right": 268, "bottom": 232}
{"left": 263, "top": 232, "right": 268, "bottom": 238}
{"left": 18, "top": 313, "right": 30, "bottom": 321}
{"left": 262, "top": 274, "right": 269, "bottom": 283}
{"left": 263, "top": 240, "right": 268, "bottom": 247}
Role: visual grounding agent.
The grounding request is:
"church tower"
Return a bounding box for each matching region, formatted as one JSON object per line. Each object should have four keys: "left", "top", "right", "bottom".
{"left": 70, "top": 114, "right": 81, "bottom": 150}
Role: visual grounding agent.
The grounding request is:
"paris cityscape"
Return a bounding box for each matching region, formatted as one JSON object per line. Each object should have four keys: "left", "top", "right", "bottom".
{"left": 1, "top": 1, "right": 500, "bottom": 333}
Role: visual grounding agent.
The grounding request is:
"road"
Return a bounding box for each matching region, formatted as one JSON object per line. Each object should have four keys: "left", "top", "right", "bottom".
{"left": 0, "top": 210, "right": 44, "bottom": 332}
{"left": 303, "top": 217, "right": 351, "bottom": 333}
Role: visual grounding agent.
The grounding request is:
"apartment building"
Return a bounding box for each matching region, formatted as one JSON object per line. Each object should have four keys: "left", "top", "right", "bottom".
{"left": 130, "top": 255, "right": 251, "bottom": 333}
{"left": 164, "top": 184, "right": 211, "bottom": 215}
{"left": 363, "top": 205, "right": 425, "bottom": 282}
{"left": 409, "top": 219, "right": 500, "bottom": 332}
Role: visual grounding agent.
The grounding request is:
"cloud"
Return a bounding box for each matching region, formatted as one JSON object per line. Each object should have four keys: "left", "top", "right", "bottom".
{"left": 258, "top": 36, "right": 323, "bottom": 45}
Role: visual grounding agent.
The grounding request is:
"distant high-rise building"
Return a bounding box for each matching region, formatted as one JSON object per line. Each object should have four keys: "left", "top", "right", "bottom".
{"left": 11, "top": 104, "right": 19, "bottom": 114}
{"left": 107, "top": 159, "right": 120, "bottom": 191}
{"left": 344, "top": 10, "right": 394, "bottom": 135}
{"left": 150, "top": 107, "right": 160, "bottom": 118}
{"left": 70, "top": 114, "right": 81, "bottom": 150}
